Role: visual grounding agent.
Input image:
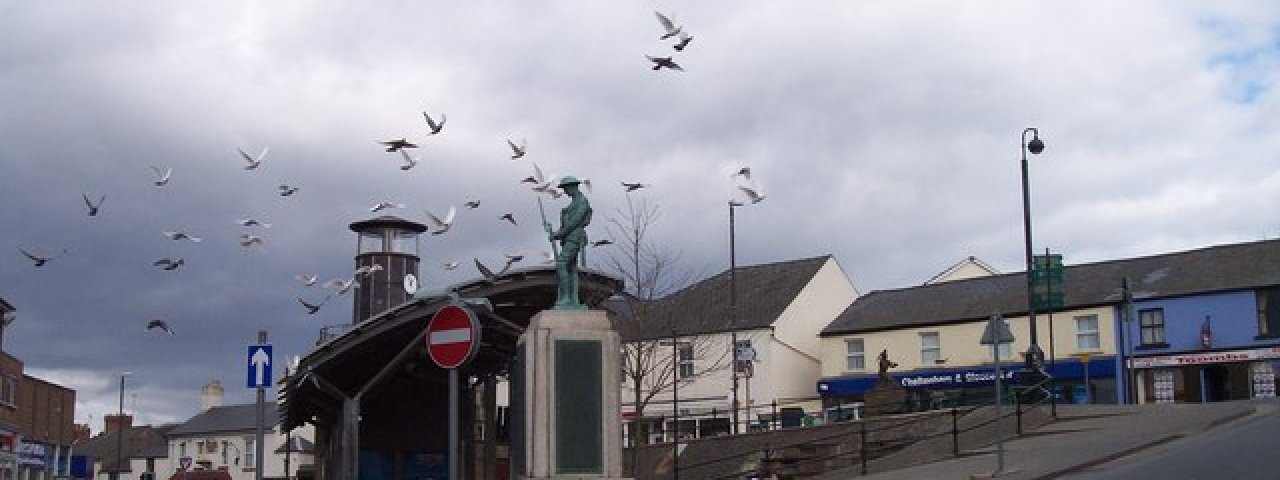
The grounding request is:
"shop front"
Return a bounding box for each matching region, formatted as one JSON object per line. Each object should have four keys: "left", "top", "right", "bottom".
{"left": 0, "top": 431, "right": 17, "bottom": 480}
{"left": 16, "top": 441, "right": 48, "bottom": 480}
{"left": 1132, "top": 346, "right": 1280, "bottom": 404}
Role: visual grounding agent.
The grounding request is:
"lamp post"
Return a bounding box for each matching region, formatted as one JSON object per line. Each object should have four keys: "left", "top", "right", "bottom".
{"left": 1019, "top": 128, "right": 1048, "bottom": 383}
{"left": 113, "top": 372, "right": 132, "bottom": 480}
{"left": 729, "top": 200, "right": 741, "bottom": 434}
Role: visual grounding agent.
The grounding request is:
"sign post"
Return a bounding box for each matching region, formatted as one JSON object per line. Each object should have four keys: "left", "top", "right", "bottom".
{"left": 427, "top": 305, "right": 481, "bottom": 480}
{"left": 247, "top": 332, "right": 271, "bottom": 480}
{"left": 979, "top": 314, "right": 1016, "bottom": 477}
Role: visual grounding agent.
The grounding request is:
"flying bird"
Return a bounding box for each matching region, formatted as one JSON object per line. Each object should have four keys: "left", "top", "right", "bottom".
{"left": 500, "top": 212, "right": 517, "bottom": 226}
{"left": 733, "top": 166, "right": 752, "bottom": 180}
{"left": 323, "top": 278, "right": 358, "bottom": 295}
{"left": 370, "top": 201, "right": 406, "bottom": 213}
{"left": 738, "top": 184, "right": 766, "bottom": 204}
{"left": 622, "top": 182, "right": 649, "bottom": 192}
{"left": 397, "top": 149, "right": 418, "bottom": 171}
{"left": 19, "top": 248, "right": 64, "bottom": 267}
{"left": 298, "top": 296, "right": 327, "bottom": 315}
{"left": 295, "top": 274, "right": 318, "bottom": 286}
{"left": 474, "top": 258, "right": 498, "bottom": 282}
{"left": 82, "top": 194, "right": 106, "bottom": 216}
{"left": 646, "top": 55, "right": 683, "bottom": 71}
{"left": 237, "top": 218, "right": 272, "bottom": 228}
{"left": 278, "top": 184, "right": 299, "bottom": 196}
{"left": 654, "top": 11, "right": 683, "bottom": 40}
{"left": 238, "top": 147, "right": 269, "bottom": 170}
{"left": 528, "top": 163, "right": 562, "bottom": 197}
{"left": 162, "top": 231, "right": 202, "bottom": 242}
{"left": 591, "top": 239, "right": 614, "bottom": 248}
{"left": 502, "top": 254, "right": 525, "bottom": 273}
{"left": 238, "top": 233, "right": 265, "bottom": 248}
{"left": 422, "top": 111, "right": 446, "bottom": 135}
{"left": 442, "top": 261, "right": 460, "bottom": 271}
{"left": 507, "top": 138, "right": 527, "bottom": 160}
{"left": 673, "top": 31, "right": 694, "bottom": 51}
{"left": 380, "top": 138, "right": 418, "bottom": 152}
{"left": 425, "top": 206, "right": 457, "bottom": 235}
{"left": 464, "top": 200, "right": 481, "bottom": 209}
{"left": 145, "top": 319, "right": 175, "bottom": 335}
{"left": 354, "top": 264, "right": 384, "bottom": 277}
{"left": 150, "top": 166, "right": 172, "bottom": 187}
{"left": 153, "top": 258, "right": 184, "bottom": 271}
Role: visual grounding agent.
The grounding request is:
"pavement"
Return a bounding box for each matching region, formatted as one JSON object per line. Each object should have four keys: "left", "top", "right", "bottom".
{"left": 832, "top": 400, "right": 1262, "bottom": 480}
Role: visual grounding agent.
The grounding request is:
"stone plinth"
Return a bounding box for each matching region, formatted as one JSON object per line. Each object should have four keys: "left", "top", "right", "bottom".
{"left": 515, "top": 309, "right": 629, "bottom": 479}
{"left": 863, "top": 379, "right": 908, "bottom": 416}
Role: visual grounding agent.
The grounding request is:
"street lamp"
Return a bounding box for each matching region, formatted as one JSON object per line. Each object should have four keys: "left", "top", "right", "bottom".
{"left": 1019, "top": 128, "right": 1048, "bottom": 385}
{"left": 113, "top": 372, "right": 133, "bottom": 480}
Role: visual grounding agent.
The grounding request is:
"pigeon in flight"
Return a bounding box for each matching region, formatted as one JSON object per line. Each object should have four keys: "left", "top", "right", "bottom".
{"left": 238, "top": 234, "right": 265, "bottom": 248}
{"left": 295, "top": 274, "right": 318, "bottom": 286}
{"left": 733, "top": 166, "right": 752, "bottom": 180}
{"left": 422, "top": 111, "right": 446, "bottom": 135}
{"left": 474, "top": 258, "right": 498, "bottom": 282}
{"left": 323, "top": 278, "right": 358, "bottom": 295}
{"left": 278, "top": 184, "right": 299, "bottom": 196}
{"left": 502, "top": 254, "right": 525, "bottom": 273}
{"left": 673, "top": 31, "right": 694, "bottom": 51}
{"left": 82, "top": 194, "right": 106, "bottom": 216}
{"left": 380, "top": 138, "right": 418, "bottom": 152}
{"left": 19, "top": 248, "right": 65, "bottom": 267}
{"left": 507, "top": 138, "right": 527, "bottom": 160}
{"left": 397, "top": 150, "right": 418, "bottom": 171}
{"left": 425, "top": 206, "right": 457, "bottom": 235}
{"left": 153, "top": 258, "right": 184, "bottom": 271}
{"left": 237, "top": 218, "right": 272, "bottom": 228}
{"left": 737, "top": 184, "right": 765, "bottom": 204}
{"left": 591, "top": 239, "right": 614, "bottom": 248}
{"left": 150, "top": 166, "right": 172, "bottom": 187}
{"left": 654, "top": 11, "right": 683, "bottom": 40}
{"left": 442, "top": 261, "right": 460, "bottom": 271}
{"left": 354, "top": 264, "right": 384, "bottom": 277}
{"left": 238, "top": 147, "right": 269, "bottom": 170}
{"left": 622, "top": 182, "right": 648, "bottom": 192}
{"left": 146, "top": 319, "right": 175, "bottom": 335}
{"left": 371, "top": 201, "right": 406, "bottom": 213}
{"left": 464, "top": 200, "right": 481, "bottom": 209}
{"left": 298, "top": 296, "right": 327, "bottom": 315}
{"left": 500, "top": 213, "right": 517, "bottom": 226}
{"left": 163, "top": 231, "right": 202, "bottom": 242}
{"left": 646, "top": 55, "right": 683, "bottom": 71}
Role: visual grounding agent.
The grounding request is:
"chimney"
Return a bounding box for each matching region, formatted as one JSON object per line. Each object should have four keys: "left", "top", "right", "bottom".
{"left": 103, "top": 413, "right": 132, "bottom": 436}
{"left": 201, "top": 379, "right": 224, "bottom": 411}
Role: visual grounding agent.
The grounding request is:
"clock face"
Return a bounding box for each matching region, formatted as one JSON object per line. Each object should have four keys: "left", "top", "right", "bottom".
{"left": 403, "top": 274, "right": 418, "bottom": 294}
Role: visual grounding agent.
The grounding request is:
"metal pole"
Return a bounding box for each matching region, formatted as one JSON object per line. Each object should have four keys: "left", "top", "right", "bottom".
{"left": 672, "top": 328, "right": 679, "bottom": 480}
{"left": 1122, "top": 277, "right": 1136, "bottom": 404}
{"left": 993, "top": 341, "right": 1005, "bottom": 474}
{"left": 256, "top": 330, "right": 266, "bottom": 480}
{"left": 1047, "top": 247, "right": 1057, "bottom": 418}
{"left": 449, "top": 369, "right": 459, "bottom": 480}
{"left": 729, "top": 201, "right": 740, "bottom": 435}
{"left": 114, "top": 373, "right": 126, "bottom": 480}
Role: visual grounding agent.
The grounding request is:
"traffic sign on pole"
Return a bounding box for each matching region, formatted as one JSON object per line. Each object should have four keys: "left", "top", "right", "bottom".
{"left": 247, "top": 344, "right": 273, "bottom": 388}
{"left": 427, "top": 305, "right": 481, "bottom": 369}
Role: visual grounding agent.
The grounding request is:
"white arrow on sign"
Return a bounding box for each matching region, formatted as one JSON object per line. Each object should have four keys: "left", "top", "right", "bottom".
{"left": 251, "top": 347, "right": 270, "bottom": 386}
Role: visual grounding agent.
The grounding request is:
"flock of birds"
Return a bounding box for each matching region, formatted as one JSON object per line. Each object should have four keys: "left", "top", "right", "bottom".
{"left": 13, "top": 9, "right": 767, "bottom": 339}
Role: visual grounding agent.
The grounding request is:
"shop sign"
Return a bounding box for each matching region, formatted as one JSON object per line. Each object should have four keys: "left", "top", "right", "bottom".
{"left": 1131, "top": 346, "right": 1280, "bottom": 369}
{"left": 17, "top": 441, "right": 47, "bottom": 467}
{"left": 898, "top": 369, "right": 1017, "bottom": 389}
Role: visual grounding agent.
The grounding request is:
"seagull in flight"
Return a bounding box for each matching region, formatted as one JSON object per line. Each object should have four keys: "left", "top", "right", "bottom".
{"left": 238, "top": 233, "right": 265, "bottom": 248}
{"left": 295, "top": 274, "right": 318, "bottom": 286}
{"left": 622, "top": 182, "right": 649, "bottom": 192}
{"left": 397, "top": 150, "right": 418, "bottom": 171}
{"left": 19, "top": 248, "right": 65, "bottom": 267}
{"left": 150, "top": 166, "right": 172, "bottom": 187}
{"left": 591, "top": 239, "right": 614, "bottom": 248}
{"left": 278, "top": 184, "right": 299, "bottom": 196}
{"left": 298, "top": 296, "right": 328, "bottom": 315}
{"left": 442, "top": 261, "right": 460, "bottom": 271}
{"left": 153, "top": 258, "right": 184, "bottom": 271}
{"left": 323, "top": 278, "right": 358, "bottom": 295}
{"left": 646, "top": 55, "right": 683, "bottom": 71}
{"left": 237, "top": 218, "right": 272, "bottom": 228}
{"left": 673, "top": 31, "right": 694, "bottom": 51}
{"left": 370, "top": 201, "right": 406, "bottom": 213}
{"left": 654, "top": 11, "right": 683, "bottom": 40}
{"left": 238, "top": 147, "right": 269, "bottom": 170}
{"left": 500, "top": 213, "right": 517, "bottom": 226}
{"left": 422, "top": 111, "right": 446, "bottom": 135}
{"left": 507, "top": 138, "right": 527, "bottom": 160}
{"left": 146, "top": 319, "right": 175, "bottom": 335}
{"left": 464, "top": 200, "right": 481, "bottom": 209}
{"left": 425, "top": 206, "right": 457, "bottom": 235}
{"left": 380, "top": 138, "right": 418, "bottom": 152}
{"left": 163, "top": 231, "right": 202, "bottom": 242}
{"left": 82, "top": 194, "right": 106, "bottom": 216}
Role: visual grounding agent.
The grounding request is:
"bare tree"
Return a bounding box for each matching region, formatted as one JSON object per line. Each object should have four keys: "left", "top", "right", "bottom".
{"left": 600, "top": 196, "right": 730, "bottom": 446}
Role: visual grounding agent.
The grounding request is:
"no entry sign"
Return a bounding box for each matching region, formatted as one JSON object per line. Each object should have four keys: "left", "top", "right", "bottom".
{"left": 427, "top": 305, "right": 481, "bottom": 369}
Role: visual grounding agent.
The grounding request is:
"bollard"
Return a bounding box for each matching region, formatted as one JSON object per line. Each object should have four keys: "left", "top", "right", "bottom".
{"left": 951, "top": 407, "right": 959, "bottom": 456}
{"left": 859, "top": 421, "right": 868, "bottom": 475}
{"left": 1015, "top": 395, "right": 1023, "bottom": 436}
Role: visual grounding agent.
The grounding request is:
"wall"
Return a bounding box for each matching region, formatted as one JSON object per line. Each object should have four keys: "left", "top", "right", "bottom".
{"left": 0, "top": 353, "right": 22, "bottom": 432}
{"left": 1125, "top": 289, "right": 1279, "bottom": 354}
{"left": 168, "top": 428, "right": 314, "bottom": 480}
{"left": 17, "top": 375, "right": 75, "bottom": 444}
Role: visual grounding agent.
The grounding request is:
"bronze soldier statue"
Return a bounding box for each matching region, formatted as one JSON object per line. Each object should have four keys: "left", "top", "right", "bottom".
{"left": 548, "top": 176, "right": 592, "bottom": 309}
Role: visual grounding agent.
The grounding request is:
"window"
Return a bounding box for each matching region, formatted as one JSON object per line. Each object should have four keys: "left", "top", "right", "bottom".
{"left": 1076, "top": 315, "right": 1100, "bottom": 350}
{"left": 1139, "top": 309, "right": 1166, "bottom": 346}
{"left": 178, "top": 442, "right": 186, "bottom": 458}
{"left": 1, "top": 375, "right": 14, "bottom": 405}
{"left": 243, "top": 437, "right": 255, "bottom": 469}
{"left": 734, "top": 339, "right": 755, "bottom": 376}
{"left": 1259, "top": 287, "right": 1280, "bottom": 336}
{"left": 920, "top": 332, "right": 941, "bottom": 365}
{"left": 677, "top": 344, "right": 694, "bottom": 378}
{"left": 845, "top": 339, "right": 865, "bottom": 371}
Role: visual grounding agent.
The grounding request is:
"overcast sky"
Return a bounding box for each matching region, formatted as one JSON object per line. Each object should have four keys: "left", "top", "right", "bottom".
{"left": 3, "top": 1, "right": 1279, "bottom": 432}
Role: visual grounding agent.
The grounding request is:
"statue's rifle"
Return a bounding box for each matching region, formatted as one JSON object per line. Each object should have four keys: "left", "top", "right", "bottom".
{"left": 537, "top": 196, "right": 560, "bottom": 259}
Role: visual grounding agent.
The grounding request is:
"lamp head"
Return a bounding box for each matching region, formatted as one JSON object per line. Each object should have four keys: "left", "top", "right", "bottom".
{"left": 1027, "top": 132, "right": 1045, "bottom": 155}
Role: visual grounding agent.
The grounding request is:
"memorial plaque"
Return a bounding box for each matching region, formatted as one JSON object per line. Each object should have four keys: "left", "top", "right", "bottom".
{"left": 555, "top": 339, "right": 602, "bottom": 474}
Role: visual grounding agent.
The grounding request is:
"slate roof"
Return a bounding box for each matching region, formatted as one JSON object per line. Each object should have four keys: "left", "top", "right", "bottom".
{"left": 610, "top": 255, "right": 833, "bottom": 341}
{"left": 822, "top": 239, "right": 1280, "bottom": 336}
{"left": 75, "top": 424, "right": 175, "bottom": 473}
{"left": 169, "top": 403, "right": 278, "bottom": 436}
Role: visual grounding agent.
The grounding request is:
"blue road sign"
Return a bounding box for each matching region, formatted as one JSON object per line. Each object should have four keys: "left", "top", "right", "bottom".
{"left": 247, "top": 344, "right": 273, "bottom": 388}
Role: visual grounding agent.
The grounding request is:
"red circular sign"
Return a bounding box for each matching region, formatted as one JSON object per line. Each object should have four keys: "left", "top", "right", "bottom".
{"left": 427, "top": 305, "right": 480, "bottom": 369}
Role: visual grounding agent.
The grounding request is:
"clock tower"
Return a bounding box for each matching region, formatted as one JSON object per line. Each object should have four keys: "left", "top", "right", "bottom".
{"left": 349, "top": 216, "right": 427, "bottom": 324}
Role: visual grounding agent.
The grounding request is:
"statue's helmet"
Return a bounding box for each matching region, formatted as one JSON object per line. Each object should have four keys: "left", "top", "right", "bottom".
{"left": 557, "top": 176, "right": 581, "bottom": 188}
